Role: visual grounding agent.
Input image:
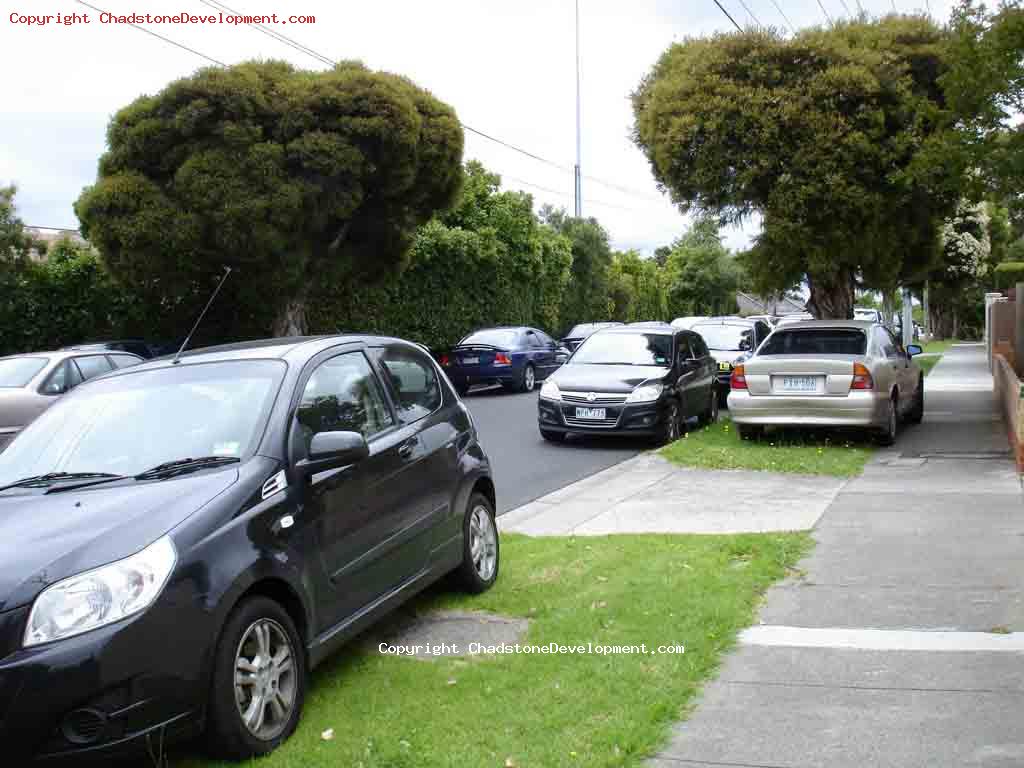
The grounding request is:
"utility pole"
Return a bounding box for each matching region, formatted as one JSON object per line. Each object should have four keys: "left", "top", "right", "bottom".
{"left": 574, "top": 0, "right": 583, "bottom": 218}
{"left": 902, "top": 287, "right": 914, "bottom": 348}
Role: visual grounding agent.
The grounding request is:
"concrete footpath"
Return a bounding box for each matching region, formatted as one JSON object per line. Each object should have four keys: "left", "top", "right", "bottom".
{"left": 653, "top": 343, "right": 1024, "bottom": 768}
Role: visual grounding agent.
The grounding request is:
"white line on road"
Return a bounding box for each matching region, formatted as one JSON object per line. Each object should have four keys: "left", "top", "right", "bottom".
{"left": 742, "top": 625, "right": 1024, "bottom": 652}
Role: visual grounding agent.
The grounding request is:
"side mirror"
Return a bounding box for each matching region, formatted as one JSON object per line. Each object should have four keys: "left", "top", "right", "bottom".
{"left": 906, "top": 344, "right": 923, "bottom": 357}
{"left": 295, "top": 431, "right": 369, "bottom": 478}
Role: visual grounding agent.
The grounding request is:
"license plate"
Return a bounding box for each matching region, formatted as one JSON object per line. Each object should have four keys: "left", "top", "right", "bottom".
{"left": 718, "top": 362, "right": 731, "bottom": 371}
{"left": 575, "top": 407, "right": 607, "bottom": 420}
{"left": 781, "top": 376, "right": 817, "bottom": 392}
{"left": 461, "top": 356, "right": 479, "bottom": 365}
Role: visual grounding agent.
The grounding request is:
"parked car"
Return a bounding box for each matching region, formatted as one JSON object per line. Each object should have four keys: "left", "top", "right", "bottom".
{"left": 0, "top": 349, "right": 144, "bottom": 453}
{"left": 691, "top": 317, "right": 773, "bottom": 401}
{"left": 61, "top": 338, "right": 174, "bottom": 359}
{"left": 670, "top": 316, "right": 710, "bottom": 330}
{"left": 561, "top": 322, "right": 623, "bottom": 352}
{"left": 776, "top": 312, "right": 814, "bottom": 326}
{"left": 727, "top": 320, "right": 924, "bottom": 445}
{"left": 0, "top": 335, "right": 498, "bottom": 763}
{"left": 745, "top": 314, "right": 781, "bottom": 327}
{"left": 853, "top": 308, "right": 883, "bottom": 324}
{"left": 537, "top": 325, "right": 718, "bottom": 443}
{"left": 441, "top": 326, "right": 564, "bottom": 394}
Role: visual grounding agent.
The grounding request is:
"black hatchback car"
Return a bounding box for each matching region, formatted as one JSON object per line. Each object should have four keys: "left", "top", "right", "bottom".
{"left": 0, "top": 335, "right": 498, "bottom": 763}
{"left": 537, "top": 326, "right": 718, "bottom": 443}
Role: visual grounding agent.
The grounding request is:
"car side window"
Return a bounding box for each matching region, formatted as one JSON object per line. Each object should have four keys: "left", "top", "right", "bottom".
{"left": 676, "top": 334, "right": 693, "bottom": 364}
{"left": 379, "top": 346, "right": 443, "bottom": 424}
{"left": 690, "top": 334, "right": 709, "bottom": 357}
{"left": 756, "top": 322, "right": 770, "bottom": 346}
{"left": 296, "top": 352, "right": 394, "bottom": 453}
{"left": 526, "top": 331, "right": 544, "bottom": 349}
{"left": 41, "top": 360, "right": 84, "bottom": 395}
{"left": 108, "top": 354, "right": 141, "bottom": 369}
{"left": 73, "top": 355, "right": 113, "bottom": 382}
{"left": 878, "top": 328, "right": 898, "bottom": 358}
{"left": 536, "top": 330, "right": 557, "bottom": 348}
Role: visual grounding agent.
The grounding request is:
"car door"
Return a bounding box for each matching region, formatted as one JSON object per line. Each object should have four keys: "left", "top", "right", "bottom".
{"left": 373, "top": 343, "right": 460, "bottom": 558}
{"left": 524, "top": 329, "right": 553, "bottom": 377}
{"left": 673, "top": 333, "right": 699, "bottom": 415}
{"left": 882, "top": 326, "right": 917, "bottom": 410}
{"left": 293, "top": 349, "right": 426, "bottom": 630}
{"left": 39, "top": 358, "right": 84, "bottom": 397}
{"left": 874, "top": 327, "right": 904, "bottom": 403}
{"left": 686, "top": 331, "right": 716, "bottom": 412}
{"left": 535, "top": 330, "right": 561, "bottom": 379}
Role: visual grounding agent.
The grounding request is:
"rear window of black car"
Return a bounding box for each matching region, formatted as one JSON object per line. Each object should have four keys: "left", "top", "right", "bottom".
{"left": 760, "top": 329, "right": 867, "bottom": 356}
{"left": 460, "top": 329, "right": 520, "bottom": 348}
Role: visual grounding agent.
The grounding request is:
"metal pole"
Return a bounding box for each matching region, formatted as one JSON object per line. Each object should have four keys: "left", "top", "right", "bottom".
{"left": 902, "top": 287, "right": 914, "bottom": 347}
{"left": 574, "top": 0, "right": 582, "bottom": 217}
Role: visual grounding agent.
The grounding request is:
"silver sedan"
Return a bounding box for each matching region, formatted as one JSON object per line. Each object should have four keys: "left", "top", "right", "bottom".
{"left": 726, "top": 320, "right": 924, "bottom": 445}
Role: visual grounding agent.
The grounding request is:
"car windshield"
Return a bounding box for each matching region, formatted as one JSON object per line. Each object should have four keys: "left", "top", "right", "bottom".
{"left": 460, "top": 329, "right": 520, "bottom": 347}
{"left": 0, "top": 357, "right": 49, "bottom": 388}
{"left": 693, "top": 324, "right": 755, "bottom": 352}
{"left": 572, "top": 333, "right": 672, "bottom": 366}
{"left": 760, "top": 329, "right": 867, "bottom": 356}
{"left": 567, "top": 325, "right": 598, "bottom": 338}
{"left": 0, "top": 360, "right": 285, "bottom": 484}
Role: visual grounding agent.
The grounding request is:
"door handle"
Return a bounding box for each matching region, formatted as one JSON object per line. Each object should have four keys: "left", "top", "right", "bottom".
{"left": 398, "top": 437, "right": 418, "bottom": 459}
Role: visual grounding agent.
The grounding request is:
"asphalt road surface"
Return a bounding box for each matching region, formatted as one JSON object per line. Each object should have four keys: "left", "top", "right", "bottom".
{"left": 462, "top": 385, "right": 645, "bottom": 514}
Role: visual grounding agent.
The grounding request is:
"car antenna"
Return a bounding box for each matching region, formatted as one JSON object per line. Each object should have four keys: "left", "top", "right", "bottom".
{"left": 173, "top": 267, "right": 232, "bottom": 364}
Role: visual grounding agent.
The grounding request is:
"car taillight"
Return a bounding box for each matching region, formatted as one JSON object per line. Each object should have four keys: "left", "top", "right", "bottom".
{"left": 494, "top": 352, "right": 512, "bottom": 365}
{"left": 440, "top": 354, "right": 450, "bottom": 367}
{"left": 730, "top": 364, "right": 747, "bottom": 390}
{"left": 851, "top": 362, "right": 873, "bottom": 390}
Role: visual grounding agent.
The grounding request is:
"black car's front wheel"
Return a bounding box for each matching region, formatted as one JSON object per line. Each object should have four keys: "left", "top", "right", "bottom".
{"left": 698, "top": 387, "right": 719, "bottom": 426}
{"left": 454, "top": 492, "right": 500, "bottom": 593}
{"left": 657, "top": 400, "right": 682, "bottom": 445}
{"left": 206, "top": 597, "right": 306, "bottom": 760}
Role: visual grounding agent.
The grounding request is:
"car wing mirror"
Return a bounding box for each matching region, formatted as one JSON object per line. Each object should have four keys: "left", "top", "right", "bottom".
{"left": 906, "top": 344, "right": 923, "bottom": 357}
{"left": 295, "top": 430, "right": 369, "bottom": 478}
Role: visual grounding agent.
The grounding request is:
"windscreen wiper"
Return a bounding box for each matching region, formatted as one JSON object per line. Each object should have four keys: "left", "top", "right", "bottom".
{"left": 135, "top": 456, "right": 240, "bottom": 480}
{"left": 0, "top": 472, "right": 125, "bottom": 493}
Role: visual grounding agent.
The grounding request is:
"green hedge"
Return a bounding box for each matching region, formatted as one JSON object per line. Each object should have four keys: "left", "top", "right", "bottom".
{"left": 994, "top": 261, "right": 1024, "bottom": 290}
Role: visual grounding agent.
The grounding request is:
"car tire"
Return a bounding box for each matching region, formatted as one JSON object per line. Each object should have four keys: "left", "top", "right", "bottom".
{"left": 454, "top": 492, "right": 500, "bottom": 594}
{"left": 877, "top": 396, "right": 898, "bottom": 446}
{"left": 907, "top": 377, "right": 924, "bottom": 425}
{"left": 657, "top": 400, "right": 682, "bottom": 445}
{"left": 698, "top": 388, "right": 719, "bottom": 426}
{"left": 540, "top": 428, "right": 566, "bottom": 443}
{"left": 206, "top": 596, "right": 306, "bottom": 761}
{"left": 737, "top": 424, "right": 762, "bottom": 441}
{"left": 518, "top": 364, "right": 536, "bottom": 393}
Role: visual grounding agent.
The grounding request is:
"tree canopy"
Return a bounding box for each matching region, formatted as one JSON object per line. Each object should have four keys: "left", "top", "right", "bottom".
{"left": 663, "top": 218, "right": 740, "bottom": 317}
{"left": 75, "top": 59, "right": 464, "bottom": 336}
{"left": 541, "top": 207, "right": 615, "bottom": 330}
{"left": 632, "top": 15, "right": 963, "bottom": 318}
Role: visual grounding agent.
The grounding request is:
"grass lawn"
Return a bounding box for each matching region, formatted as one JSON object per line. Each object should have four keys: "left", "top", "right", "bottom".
{"left": 661, "top": 418, "right": 875, "bottom": 477}
{"left": 916, "top": 355, "right": 942, "bottom": 377}
{"left": 921, "top": 339, "right": 957, "bottom": 354}
{"left": 174, "top": 532, "right": 810, "bottom": 768}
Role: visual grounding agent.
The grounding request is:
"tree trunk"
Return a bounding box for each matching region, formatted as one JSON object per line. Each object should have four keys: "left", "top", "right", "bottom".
{"left": 806, "top": 273, "right": 855, "bottom": 319}
{"left": 272, "top": 296, "right": 309, "bottom": 337}
{"left": 882, "top": 291, "right": 897, "bottom": 331}
{"left": 952, "top": 308, "right": 960, "bottom": 340}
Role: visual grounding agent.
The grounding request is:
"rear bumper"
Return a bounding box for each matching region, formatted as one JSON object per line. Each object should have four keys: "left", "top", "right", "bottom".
{"left": 537, "top": 396, "right": 669, "bottom": 437}
{"left": 727, "top": 390, "right": 887, "bottom": 428}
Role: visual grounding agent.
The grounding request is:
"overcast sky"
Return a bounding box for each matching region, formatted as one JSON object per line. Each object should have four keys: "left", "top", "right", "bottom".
{"left": 3, "top": 0, "right": 954, "bottom": 255}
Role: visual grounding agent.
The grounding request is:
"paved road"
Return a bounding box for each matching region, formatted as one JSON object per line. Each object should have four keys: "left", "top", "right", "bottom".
{"left": 462, "top": 385, "right": 643, "bottom": 514}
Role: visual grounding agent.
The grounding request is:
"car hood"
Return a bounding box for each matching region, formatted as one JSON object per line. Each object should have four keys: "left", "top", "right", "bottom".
{"left": 551, "top": 363, "right": 669, "bottom": 393}
{"left": 0, "top": 469, "right": 238, "bottom": 611}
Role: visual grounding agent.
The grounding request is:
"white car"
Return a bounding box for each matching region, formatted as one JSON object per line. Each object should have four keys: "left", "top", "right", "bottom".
{"left": 670, "top": 316, "right": 709, "bottom": 330}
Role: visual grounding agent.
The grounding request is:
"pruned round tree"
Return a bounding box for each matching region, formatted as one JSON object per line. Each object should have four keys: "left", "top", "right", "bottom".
{"left": 76, "top": 60, "right": 464, "bottom": 336}
{"left": 632, "top": 16, "right": 962, "bottom": 318}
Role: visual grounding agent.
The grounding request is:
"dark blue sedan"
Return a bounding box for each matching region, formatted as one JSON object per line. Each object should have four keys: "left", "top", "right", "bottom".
{"left": 442, "top": 327, "right": 564, "bottom": 394}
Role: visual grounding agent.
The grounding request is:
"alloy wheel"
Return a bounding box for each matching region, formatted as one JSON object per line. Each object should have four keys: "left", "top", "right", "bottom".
{"left": 469, "top": 505, "right": 497, "bottom": 581}
{"left": 234, "top": 619, "right": 297, "bottom": 741}
{"left": 709, "top": 391, "right": 719, "bottom": 423}
{"left": 524, "top": 366, "right": 535, "bottom": 391}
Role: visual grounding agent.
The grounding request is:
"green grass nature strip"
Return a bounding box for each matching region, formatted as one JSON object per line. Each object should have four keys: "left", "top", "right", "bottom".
{"left": 661, "top": 419, "right": 874, "bottom": 477}
{"left": 176, "top": 532, "right": 810, "bottom": 768}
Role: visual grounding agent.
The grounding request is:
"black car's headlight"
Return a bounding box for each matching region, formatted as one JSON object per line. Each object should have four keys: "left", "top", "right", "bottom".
{"left": 540, "top": 380, "right": 562, "bottom": 401}
{"left": 24, "top": 536, "right": 177, "bottom": 647}
{"left": 625, "top": 382, "right": 664, "bottom": 403}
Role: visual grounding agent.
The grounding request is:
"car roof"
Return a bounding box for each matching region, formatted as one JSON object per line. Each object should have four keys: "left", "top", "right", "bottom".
{"left": 692, "top": 317, "right": 757, "bottom": 327}
{"left": 772, "top": 319, "right": 876, "bottom": 330}
{"left": 598, "top": 324, "right": 675, "bottom": 337}
{"left": 0, "top": 349, "right": 122, "bottom": 362}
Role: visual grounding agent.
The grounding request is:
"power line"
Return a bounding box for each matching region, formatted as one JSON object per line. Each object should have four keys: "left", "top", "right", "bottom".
{"left": 736, "top": 0, "right": 764, "bottom": 27}
{"left": 815, "top": 0, "right": 835, "bottom": 24}
{"left": 199, "top": 0, "right": 333, "bottom": 67}
{"left": 712, "top": 0, "right": 744, "bottom": 31}
{"left": 836, "top": 0, "right": 853, "bottom": 16}
{"left": 767, "top": 0, "right": 797, "bottom": 34}
{"left": 75, "top": 0, "right": 227, "bottom": 66}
